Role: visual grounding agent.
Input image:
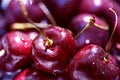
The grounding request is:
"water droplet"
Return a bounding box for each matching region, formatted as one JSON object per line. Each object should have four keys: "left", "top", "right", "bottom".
{"left": 21, "top": 38, "right": 25, "bottom": 42}
{"left": 102, "top": 72, "right": 105, "bottom": 74}
{"left": 24, "top": 42, "right": 29, "bottom": 47}
{"left": 0, "top": 49, "right": 5, "bottom": 56}
{"left": 92, "top": 62, "right": 95, "bottom": 65}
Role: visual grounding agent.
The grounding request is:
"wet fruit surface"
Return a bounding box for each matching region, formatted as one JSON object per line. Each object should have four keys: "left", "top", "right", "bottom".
{"left": 0, "top": 0, "right": 120, "bottom": 80}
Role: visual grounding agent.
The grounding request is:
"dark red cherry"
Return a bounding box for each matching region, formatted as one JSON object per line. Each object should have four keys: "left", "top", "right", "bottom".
{"left": 115, "top": 0, "right": 120, "bottom": 5}
{"left": 25, "top": 30, "right": 39, "bottom": 41}
{"left": 55, "top": 69, "right": 72, "bottom": 80}
{"left": 68, "top": 44, "right": 120, "bottom": 80}
{"left": 110, "top": 16, "right": 120, "bottom": 61}
{"left": 32, "top": 26, "right": 76, "bottom": 74}
{"left": 0, "top": 31, "right": 32, "bottom": 71}
{"left": 78, "top": 0, "right": 120, "bottom": 16}
{"left": 78, "top": 0, "right": 120, "bottom": 31}
{"left": 113, "top": 16, "right": 120, "bottom": 43}
{"left": 0, "top": 69, "right": 22, "bottom": 80}
{"left": 4, "top": 0, "right": 48, "bottom": 24}
{"left": 111, "top": 15, "right": 120, "bottom": 64}
{"left": 14, "top": 67, "right": 54, "bottom": 80}
{"left": 110, "top": 43, "right": 120, "bottom": 65}
{"left": 68, "top": 14, "right": 109, "bottom": 50}
{"left": 43, "top": 0, "right": 80, "bottom": 26}
{"left": 102, "top": 1, "right": 120, "bottom": 32}
{"left": 0, "top": 15, "right": 7, "bottom": 37}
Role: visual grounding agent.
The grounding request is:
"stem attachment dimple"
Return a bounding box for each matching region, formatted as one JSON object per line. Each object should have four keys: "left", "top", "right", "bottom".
{"left": 104, "top": 8, "right": 118, "bottom": 62}
{"left": 17, "top": 0, "right": 53, "bottom": 46}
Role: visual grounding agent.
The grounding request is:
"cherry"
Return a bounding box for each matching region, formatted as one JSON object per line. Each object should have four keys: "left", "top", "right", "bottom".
{"left": 115, "top": 0, "right": 120, "bottom": 5}
{"left": 55, "top": 69, "right": 72, "bottom": 80}
{"left": 0, "top": 69, "right": 21, "bottom": 80}
{"left": 0, "top": 31, "right": 32, "bottom": 71}
{"left": 102, "top": 1, "right": 120, "bottom": 32}
{"left": 78, "top": 0, "right": 120, "bottom": 33}
{"left": 110, "top": 43, "right": 120, "bottom": 65}
{"left": 113, "top": 16, "right": 120, "bottom": 43}
{"left": 43, "top": 0, "right": 80, "bottom": 26}
{"left": 78, "top": 0, "right": 120, "bottom": 16}
{"left": 25, "top": 30, "right": 39, "bottom": 41}
{"left": 32, "top": 26, "right": 76, "bottom": 74}
{"left": 3, "top": 0, "right": 49, "bottom": 25}
{"left": 68, "top": 7, "right": 120, "bottom": 80}
{"left": 68, "top": 14, "right": 109, "bottom": 50}
{"left": 15, "top": 1, "right": 76, "bottom": 76}
{"left": 110, "top": 15, "right": 120, "bottom": 65}
{"left": 68, "top": 44, "right": 120, "bottom": 80}
{"left": 0, "top": 14, "right": 7, "bottom": 37}
{"left": 14, "top": 67, "right": 54, "bottom": 80}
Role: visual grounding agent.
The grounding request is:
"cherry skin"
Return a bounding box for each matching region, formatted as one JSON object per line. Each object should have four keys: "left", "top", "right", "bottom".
{"left": 43, "top": 0, "right": 80, "bottom": 26}
{"left": 0, "top": 31, "right": 32, "bottom": 71}
{"left": 25, "top": 29, "right": 39, "bottom": 41}
{"left": 110, "top": 43, "right": 120, "bottom": 65}
{"left": 78, "top": 0, "right": 120, "bottom": 32}
{"left": 32, "top": 26, "right": 76, "bottom": 74}
{"left": 0, "top": 69, "right": 22, "bottom": 80}
{"left": 68, "top": 44, "right": 120, "bottom": 80}
{"left": 110, "top": 16, "right": 120, "bottom": 65}
{"left": 0, "top": 14, "right": 7, "bottom": 37}
{"left": 14, "top": 67, "right": 54, "bottom": 80}
{"left": 113, "top": 16, "right": 120, "bottom": 44}
{"left": 78, "top": 0, "right": 120, "bottom": 16}
{"left": 3, "top": 0, "right": 48, "bottom": 25}
{"left": 55, "top": 69, "right": 72, "bottom": 80}
{"left": 68, "top": 14, "right": 109, "bottom": 50}
{"left": 115, "top": 0, "right": 120, "bottom": 5}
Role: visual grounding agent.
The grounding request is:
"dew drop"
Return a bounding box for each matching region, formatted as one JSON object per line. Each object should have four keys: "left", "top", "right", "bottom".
{"left": 24, "top": 42, "right": 29, "bottom": 47}
{"left": 102, "top": 72, "right": 105, "bottom": 75}
{"left": 92, "top": 62, "right": 95, "bottom": 65}
{"left": 0, "top": 49, "right": 5, "bottom": 57}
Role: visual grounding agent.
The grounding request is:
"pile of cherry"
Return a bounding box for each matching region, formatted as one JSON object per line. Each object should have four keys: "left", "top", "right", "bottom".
{"left": 0, "top": 0, "right": 120, "bottom": 80}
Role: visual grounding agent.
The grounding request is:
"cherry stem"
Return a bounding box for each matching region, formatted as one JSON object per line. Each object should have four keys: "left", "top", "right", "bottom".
{"left": 104, "top": 8, "right": 118, "bottom": 62}
{"left": 11, "top": 23, "right": 52, "bottom": 30}
{"left": 75, "top": 16, "right": 109, "bottom": 39}
{"left": 17, "top": 0, "right": 53, "bottom": 46}
{"left": 38, "top": 2, "right": 57, "bottom": 26}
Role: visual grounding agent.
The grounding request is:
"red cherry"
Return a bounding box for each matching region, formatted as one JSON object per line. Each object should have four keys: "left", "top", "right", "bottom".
{"left": 0, "top": 31, "right": 32, "bottom": 71}
{"left": 68, "top": 14, "right": 109, "bottom": 50}
{"left": 78, "top": 0, "right": 120, "bottom": 16}
{"left": 43, "top": 0, "right": 80, "bottom": 26}
{"left": 78, "top": 0, "right": 120, "bottom": 32}
{"left": 113, "top": 16, "right": 120, "bottom": 43}
{"left": 32, "top": 26, "right": 76, "bottom": 74}
{"left": 0, "top": 14, "right": 7, "bottom": 37}
{"left": 25, "top": 30, "right": 39, "bottom": 41}
{"left": 4, "top": 0, "right": 48, "bottom": 24}
{"left": 68, "top": 44, "right": 120, "bottom": 80}
{"left": 14, "top": 67, "right": 54, "bottom": 80}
